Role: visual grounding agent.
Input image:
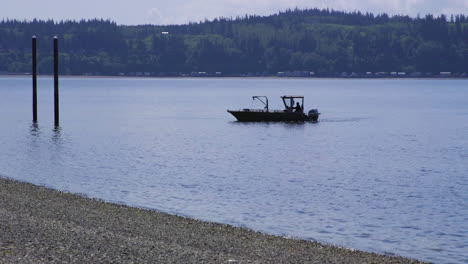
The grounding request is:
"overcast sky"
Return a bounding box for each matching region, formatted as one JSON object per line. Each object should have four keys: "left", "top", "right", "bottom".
{"left": 2, "top": 0, "right": 468, "bottom": 25}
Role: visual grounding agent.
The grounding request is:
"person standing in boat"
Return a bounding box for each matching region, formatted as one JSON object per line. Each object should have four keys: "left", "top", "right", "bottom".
{"left": 294, "top": 102, "right": 303, "bottom": 113}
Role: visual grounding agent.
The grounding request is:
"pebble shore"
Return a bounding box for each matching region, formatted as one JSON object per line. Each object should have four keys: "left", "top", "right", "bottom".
{"left": 0, "top": 177, "right": 428, "bottom": 263}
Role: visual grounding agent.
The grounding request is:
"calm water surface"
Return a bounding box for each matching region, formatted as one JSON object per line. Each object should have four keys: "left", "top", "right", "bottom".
{"left": 0, "top": 77, "right": 467, "bottom": 263}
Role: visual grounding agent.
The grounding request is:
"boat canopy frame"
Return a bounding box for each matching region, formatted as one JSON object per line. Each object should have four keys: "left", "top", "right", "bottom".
{"left": 281, "top": 96, "right": 304, "bottom": 112}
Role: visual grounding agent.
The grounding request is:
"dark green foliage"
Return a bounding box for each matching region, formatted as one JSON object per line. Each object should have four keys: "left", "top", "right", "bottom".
{"left": 1, "top": 9, "right": 468, "bottom": 75}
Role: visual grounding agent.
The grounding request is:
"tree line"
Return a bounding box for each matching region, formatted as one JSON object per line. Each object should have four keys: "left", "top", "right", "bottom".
{"left": 1, "top": 8, "right": 468, "bottom": 76}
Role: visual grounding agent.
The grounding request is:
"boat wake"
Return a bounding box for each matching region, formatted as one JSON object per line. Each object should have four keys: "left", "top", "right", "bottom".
{"left": 319, "top": 117, "right": 370, "bottom": 123}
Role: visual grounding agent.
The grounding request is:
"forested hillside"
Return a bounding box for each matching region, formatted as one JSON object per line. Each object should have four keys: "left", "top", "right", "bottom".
{"left": 1, "top": 8, "right": 468, "bottom": 76}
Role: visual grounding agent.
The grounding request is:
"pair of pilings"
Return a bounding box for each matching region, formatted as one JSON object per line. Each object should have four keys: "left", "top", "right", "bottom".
{"left": 32, "top": 36, "right": 59, "bottom": 126}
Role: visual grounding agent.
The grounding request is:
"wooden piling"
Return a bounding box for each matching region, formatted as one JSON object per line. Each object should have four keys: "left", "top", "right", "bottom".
{"left": 53, "top": 36, "right": 59, "bottom": 126}
{"left": 32, "top": 36, "right": 37, "bottom": 123}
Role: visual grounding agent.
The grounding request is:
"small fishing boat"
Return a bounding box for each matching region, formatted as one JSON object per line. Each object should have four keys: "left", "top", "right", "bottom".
{"left": 228, "top": 96, "right": 320, "bottom": 122}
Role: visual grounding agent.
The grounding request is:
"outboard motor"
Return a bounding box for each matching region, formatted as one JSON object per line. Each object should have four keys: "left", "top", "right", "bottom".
{"left": 308, "top": 109, "right": 320, "bottom": 122}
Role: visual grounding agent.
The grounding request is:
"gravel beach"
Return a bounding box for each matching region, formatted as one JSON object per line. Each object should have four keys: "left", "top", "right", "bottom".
{"left": 0, "top": 177, "right": 427, "bottom": 263}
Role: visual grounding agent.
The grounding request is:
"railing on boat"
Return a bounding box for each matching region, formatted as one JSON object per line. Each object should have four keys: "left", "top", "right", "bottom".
{"left": 234, "top": 109, "right": 290, "bottom": 113}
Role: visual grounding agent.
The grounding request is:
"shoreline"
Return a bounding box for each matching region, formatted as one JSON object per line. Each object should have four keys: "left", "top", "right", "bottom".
{"left": 0, "top": 176, "right": 426, "bottom": 263}
{"left": 0, "top": 74, "right": 467, "bottom": 80}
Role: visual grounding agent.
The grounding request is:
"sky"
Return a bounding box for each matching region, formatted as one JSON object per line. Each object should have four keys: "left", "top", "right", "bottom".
{"left": 2, "top": 0, "right": 468, "bottom": 25}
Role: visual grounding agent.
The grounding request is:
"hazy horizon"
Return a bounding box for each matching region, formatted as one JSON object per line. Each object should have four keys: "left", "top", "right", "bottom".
{"left": 2, "top": 0, "right": 468, "bottom": 26}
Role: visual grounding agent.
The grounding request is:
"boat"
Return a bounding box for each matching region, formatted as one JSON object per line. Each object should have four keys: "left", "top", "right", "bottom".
{"left": 228, "top": 96, "right": 320, "bottom": 122}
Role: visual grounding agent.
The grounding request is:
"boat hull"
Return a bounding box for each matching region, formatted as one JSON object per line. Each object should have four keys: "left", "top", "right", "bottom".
{"left": 228, "top": 110, "right": 319, "bottom": 122}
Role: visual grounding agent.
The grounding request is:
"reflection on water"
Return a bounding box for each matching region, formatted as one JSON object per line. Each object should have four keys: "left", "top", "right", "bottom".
{"left": 30, "top": 122, "right": 40, "bottom": 137}
{"left": 229, "top": 121, "right": 311, "bottom": 128}
{"left": 1, "top": 77, "right": 468, "bottom": 264}
{"left": 52, "top": 126, "right": 62, "bottom": 144}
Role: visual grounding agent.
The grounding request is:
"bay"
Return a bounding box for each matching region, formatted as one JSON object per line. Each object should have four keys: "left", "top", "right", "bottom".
{"left": 0, "top": 77, "right": 467, "bottom": 263}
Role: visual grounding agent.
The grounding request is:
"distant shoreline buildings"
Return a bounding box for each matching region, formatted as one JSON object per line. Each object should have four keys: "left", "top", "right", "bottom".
{"left": 1, "top": 71, "right": 465, "bottom": 78}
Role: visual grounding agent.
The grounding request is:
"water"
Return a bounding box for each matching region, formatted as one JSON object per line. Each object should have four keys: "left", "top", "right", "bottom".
{"left": 1, "top": 77, "right": 467, "bottom": 263}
